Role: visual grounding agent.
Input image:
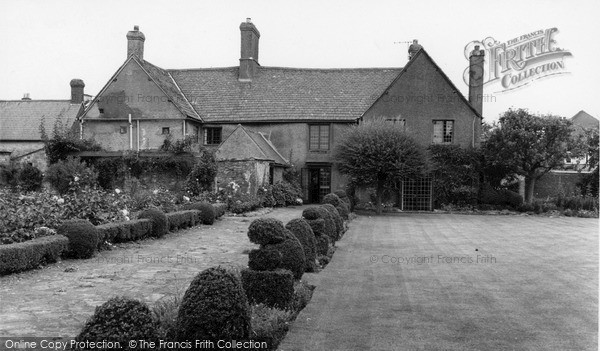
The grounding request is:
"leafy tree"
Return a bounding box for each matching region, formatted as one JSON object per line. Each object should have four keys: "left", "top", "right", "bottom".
{"left": 185, "top": 150, "right": 218, "bottom": 195}
{"left": 483, "top": 108, "right": 578, "bottom": 203}
{"left": 576, "top": 128, "right": 599, "bottom": 197}
{"left": 334, "top": 119, "right": 427, "bottom": 214}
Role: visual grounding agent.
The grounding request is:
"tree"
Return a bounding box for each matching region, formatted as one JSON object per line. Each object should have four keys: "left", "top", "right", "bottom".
{"left": 39, "top": 116, "right": 101, "bottom": 165}
{"left": 483, "top": 109, "right": 577, "bottom": 204}
{"left": 334, "top": 119, "right": 427, "bottom": 214}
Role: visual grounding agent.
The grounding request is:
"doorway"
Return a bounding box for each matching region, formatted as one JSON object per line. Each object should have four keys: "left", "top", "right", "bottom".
{"left": 302, "top": 166, "right": 331, "bottom": 203}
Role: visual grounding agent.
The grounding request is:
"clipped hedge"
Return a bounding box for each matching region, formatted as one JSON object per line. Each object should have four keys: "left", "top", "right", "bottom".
{"left": 315, "top": 235, "right": 330, "bottom": 257}
{"left": 263, "top": 231, "right": 305, "bottom": 280}
{"left": 248, "top": 248, "right": 283, "bottom": 272}
{"left": 322, "top": 193, "right": 342, "bottom": 207}
{"left": 138, "top": 208, "right": 168, "bottom": 238}
{"left": 184, "top": 202, "right": 216, "bottom": 225}
{"left": 248, "top": 218, "right": 287, "bottom": 246}
{"left": 241, "top": 269, "right": 294, "bottom": 309}
{"left": 321, "top": 204, "right": 343, "bottom": 239}
{"left": 166, "top": 210, "right": 199, "bottom": 231}
{"left": 0, "top": 235, "right": 69, "bottom": 275}
{"left": 302, "top": 207, "right": 336, "bottom": 242}
{"left": 336, "top": 202, "right": 350, "bottom": 220}
{"left": 75, "top": 296, "right": 158, "bottom": 350}
{"left": 95, "top": 219, "right": 153, "bottom": 245}
{"left": 213, "top": 203, "right": 227, "bottom": 218}
{"left": 58, "top": 219, "right": 99, "bottom": 259}
{"left": 285, "top": 218, "right": 317, "bottom": 273}
{"left": 176, "top": 266, "right": 251, "bottom": 342}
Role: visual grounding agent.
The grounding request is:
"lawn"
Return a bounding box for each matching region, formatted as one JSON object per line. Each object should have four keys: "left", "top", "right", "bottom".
{"left": 280, "top": 214, "right": 598, "bottom": 351}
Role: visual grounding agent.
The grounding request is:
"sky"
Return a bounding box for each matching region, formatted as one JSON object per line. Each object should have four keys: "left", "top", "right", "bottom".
{"left": 1, "top": 0, "right": 599, "bottom": 122}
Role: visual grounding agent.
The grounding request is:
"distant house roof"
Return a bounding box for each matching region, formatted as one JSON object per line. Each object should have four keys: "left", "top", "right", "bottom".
{"left": 216, "top": 124, "right": 289, "bottom": 166}
{"left": 0, "top": 100, "right": 81, "bottom": 141}
{"left": 168, "top": 66, "right": 401, "bottom": 123}
{"left": 571, "top": 110, "right": 599, "bottom": 131}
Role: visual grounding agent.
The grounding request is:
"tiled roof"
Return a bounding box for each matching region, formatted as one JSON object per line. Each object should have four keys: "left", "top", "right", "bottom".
{"left": 0, "top": 100, "right": 81, "bottom": 141}
{"left": 245, "top": 129, "right": 289, "bottom": 166}
{"left": 136, "top": 58, "right": 200, "bottom": 120}
{"left": 168, "top": 66, "right": 402, "bottom": 122}
{"left": 571, "top": 110, "right": 599, "bottom": 130}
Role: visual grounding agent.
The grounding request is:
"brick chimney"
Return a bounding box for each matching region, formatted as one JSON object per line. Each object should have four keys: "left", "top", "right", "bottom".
{"left": 127, "top": 25, "right": 145, "bottom": 60}
{"left": 70, "top": 79, "right": 85, "bottom": 104}
{"left": 239, "top": 18, "right": 260, "bottom": 81}
{"left": 408, "top": 39, "right": 422, "bottom": 60}
{"left": 468, "top": 45, "right": 485, "bottom": 115}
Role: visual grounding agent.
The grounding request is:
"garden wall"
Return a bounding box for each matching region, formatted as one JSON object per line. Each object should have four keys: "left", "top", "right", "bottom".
{"left": 535, "top": 171, "right": 584, "bottom": 199}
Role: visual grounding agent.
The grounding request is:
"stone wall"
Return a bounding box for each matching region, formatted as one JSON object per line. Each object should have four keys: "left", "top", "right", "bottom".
{"left": 0, "top": 141, "right": 47, "bottom": 171}
{"left": 534, "top": 171, "right": 585, "bottom": 199}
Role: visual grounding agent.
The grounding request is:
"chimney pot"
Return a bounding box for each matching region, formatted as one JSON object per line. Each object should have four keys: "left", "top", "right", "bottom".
{"left": 134, "top": 25, "right": 139, "bottom": 31}
{"left": 22, "top": 93, "right": 31, "bottom": 101}
{"left": 246, "top": 18, "right": 251, "bottom": 23}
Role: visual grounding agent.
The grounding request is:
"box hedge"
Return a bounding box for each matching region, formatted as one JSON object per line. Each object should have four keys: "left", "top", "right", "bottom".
{"left": 241, "top": 268, "right": 294, "bottom": 309}
{"left": 138, "top": 208, "right": 168, "bottom": 238}
{"left": 0, "top": 235, "right": 68, "bottom": 275}
{"left": 166, "top": 210, "right": 199, "bottom": 231}
{"left": 248, "top": 248, "right": 283, "bottom": 272}
{"left": 58, "top": 219, "right": 99, "bottom": 259}
{"left": 248, "top": 218, "right": 288, "bottom": 246}
{"left": 285, "top": 218, "right": 317, "bottom": 273}
{"left": 96, "top": 219, "right": 153, "bottom": 245}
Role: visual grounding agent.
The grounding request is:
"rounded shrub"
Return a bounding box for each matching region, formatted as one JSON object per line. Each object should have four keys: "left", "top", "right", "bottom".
{"left": 305, "top": 218, "right": 325, "bottom": 238}
{"left": 241, "top": 268, "right": 294, "bottom": 309}
{"left": 17, "top": 164, "right": 44, "bottom": 192}
{"left": 336, "top": 202, "right": 350, "bottom": 220}
{"left": 321, "top": 204, "right": 343, "bottom": 239}
{"left": 302, "top": 206, "right": 322, "bottom": 220}
{"left": 286, "top": 218, "right": 317, "bottom": 273}
{"left": 317, "top": 207, "right": 337, "bottom": 242}
{"left": 248, "top": 248, "right": 283, "bottom": 271}
{"left": 75, "top": 296, "right": 157, "bottom": 350}
{"left": 322, "top": 193, "right": 342, "bottom": 207}
{"left": 333, "top": 190, "right": 349, "bottom": 202}
{"left": 247, "top": 218, "right": 287, "bottom": 246}
{"left": 176, "top": 266, "right": 251, "bottom": 342}
{"left": 315, "top": 235, "right": 330, "bottom": 256}
{"left": 138, "top": 207, "right": 168, "bottom": 238}
{"left": 197, "top": 202, "right": 216, "bottom": 225}
{"left": 264, "top": 231, "right": 306, "bottom": 280}
{"left": 57, "top": 219, "right": 99, "bottom": 259}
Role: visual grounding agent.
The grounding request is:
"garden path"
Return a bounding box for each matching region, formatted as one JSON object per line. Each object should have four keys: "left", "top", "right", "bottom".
{"left": 0, "top": 206, "right": 306, "bottom": 337}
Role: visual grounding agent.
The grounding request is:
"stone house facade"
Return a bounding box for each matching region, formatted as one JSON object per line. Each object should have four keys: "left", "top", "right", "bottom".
{"left": 77, "top": 20, "right": 484, "bottom": 204}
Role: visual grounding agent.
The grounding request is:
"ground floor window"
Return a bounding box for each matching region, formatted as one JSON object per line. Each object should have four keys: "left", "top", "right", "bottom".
{"left": 301, "top": 166, "right": 331, "bottom": 203}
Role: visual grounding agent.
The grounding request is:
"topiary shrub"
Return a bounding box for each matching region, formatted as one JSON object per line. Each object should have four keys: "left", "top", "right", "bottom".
{"left": 138, "top": 207, "right": 168, "bottom": 238}
{"left": 285, "top": 218, "right": 317, "bottom": 272}
{"left": 241, "top": 269, "right": 294, "bottom": 309}
{"left": 315, "top": 235, "right": 330, "bottom": 256}
{"left": 247, "top": 218, "right": 287, "bottom": 246}
{"left": 336, "top": 202, "right": 350, "bottom": 220}
{"left": 248, "top": 248, "right": 283, "bottom": 271}
{"left": 333, "top": 190, "right": 349, "bottom": 202}
{"left": 17, "top": 164, "right": 44, "bottom": 192}
{"left": 57, "top": 219, "right": 99, "bottom": 259}
{"left": 321, "top": 204, "right": 343, "bottom": 239}
{"left": 304, "top": 218, "right": 325, "bottom": 238}
{"left": 75, "top": 296, "right": 157, "bottom": 350}
{"left": 322, "top": 193, "right": 342, "bottom": 207}
{"left": 263, "top": 231, "right": 305, "bottom": 280}
{"left": 302, "top": 206, "right": 322, "bottom": 220}
{"left": 196, "top": 202, "right": 216, "bottom": 225}
{"left": 176, "top": 266, "right": 251, "bottom": 342}
{"left": 213, "top": 203, "right": 227, "bottom": 218}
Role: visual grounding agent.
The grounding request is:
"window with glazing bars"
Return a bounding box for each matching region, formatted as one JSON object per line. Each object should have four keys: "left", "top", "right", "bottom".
{"left": 433, "top": 120, "right": 453, "bottom": 144}
{"left": 309, "top": 125, "right": 330, "bottom": 150}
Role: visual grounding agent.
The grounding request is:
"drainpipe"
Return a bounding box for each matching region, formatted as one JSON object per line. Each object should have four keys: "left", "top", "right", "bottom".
{"left": 79, "top": 120, "right": 84, "bottom": 140}
{"left": 137, "top": 120, "right": 140, "bottom": 151}
{"left": 183, "top": 120, "right": 186, "bottom": 137}
{"left": 472, "top": 115, "right": 476, "bottom": 147}
{"left": 129, "top": 114, "right": 133, "bottom": 150}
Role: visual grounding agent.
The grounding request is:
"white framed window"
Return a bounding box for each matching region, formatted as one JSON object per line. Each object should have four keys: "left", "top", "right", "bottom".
{"left": 309, "top": 124, "right": 330, "bottom": 151}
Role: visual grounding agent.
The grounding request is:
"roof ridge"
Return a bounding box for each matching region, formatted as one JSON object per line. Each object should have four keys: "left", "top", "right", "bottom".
{"left": 0, "top": 99, "right": 72, "bottom": 102}
{"left": 168, "top": 66, "right": 402, "bottom": 72}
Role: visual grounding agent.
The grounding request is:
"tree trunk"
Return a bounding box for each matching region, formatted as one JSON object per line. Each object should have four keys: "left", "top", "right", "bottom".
{"left": 524, "top": 175, "right": 536, "bottom": 204}
{"left": 376, "top": 180, "right": 384, "bottom": 215}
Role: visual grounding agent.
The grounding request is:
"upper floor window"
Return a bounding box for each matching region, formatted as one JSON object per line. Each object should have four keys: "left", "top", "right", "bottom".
{"left": 204, "top": 127, "right": 222, "bottom": 145}
{"left": 162, "top": 127, "right": 170, "bottom": 135}
{"left": 120, "top": 126, "right": 127, "bottom": 134}
{"left": 433, "top": 120, "right": 453, "bottom": 144}
{"left": 309, "top": 124, "right": 330, "bottom": 151}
